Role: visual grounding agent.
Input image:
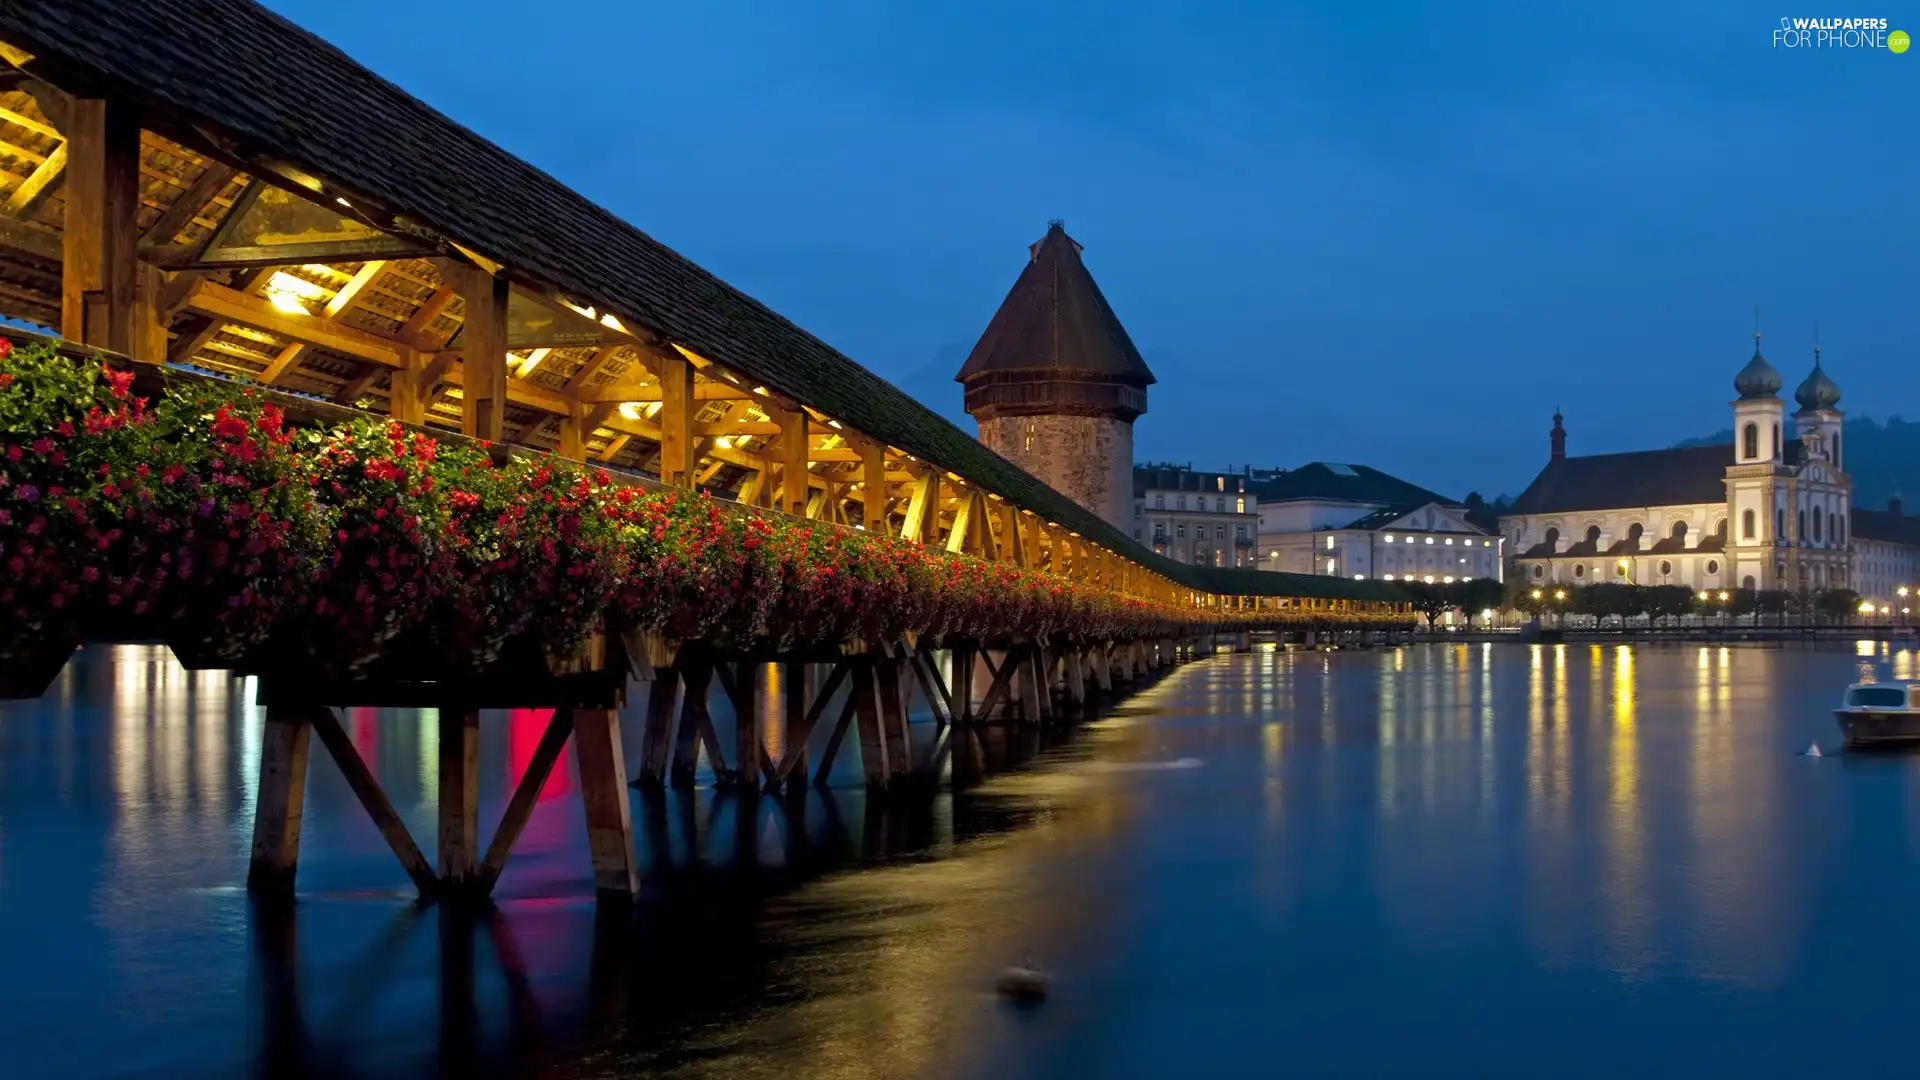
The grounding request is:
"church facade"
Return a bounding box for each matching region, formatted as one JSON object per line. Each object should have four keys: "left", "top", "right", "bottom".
{"left": 1501, "top": 337, "right": 1873, "bottom": 597}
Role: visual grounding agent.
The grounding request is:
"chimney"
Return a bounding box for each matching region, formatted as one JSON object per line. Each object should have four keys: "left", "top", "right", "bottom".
{"left": 1550, "top": 408, "right": 1566, "bottom": 461}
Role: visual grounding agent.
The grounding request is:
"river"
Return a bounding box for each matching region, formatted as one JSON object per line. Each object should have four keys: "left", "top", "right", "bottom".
{"left": 2, "top": 641, "right": 1917, "bottom": 1078}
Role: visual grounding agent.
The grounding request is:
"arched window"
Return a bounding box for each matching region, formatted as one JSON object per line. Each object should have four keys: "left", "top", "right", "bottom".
{"left": 1671, "top": 521, "right": 1688, "bottom": 543}
{"left": 1586, "top": 524, "right": 1602, "bottom": 544}
{"left": 1544, "top": 526, "right": 1560, "bottom": 552}
{"left": 1743, "top": 422, "right": 1759, "bottom": 459}
{"left": 1659, "top": 560, "right": 1672, "bottom": 576}
{"left": 1743, "top": 574, "right": 1756, "bottom": 590}
{"left": 1772, "top": 424, "right": 1781, "bottom": 458}
{"left": 1706, "top": 559, "right": 1720, "bottom": 575}
{"left": 1834, "top": 433, "right": 1842, "bottom": 467}
{"left": 1777, "top": 509, "right": 1786, "bottom": 536}
{"left": 1574, "top": 564, "right": 1586, "bottom": 578}
{"left": 1626, "top": 522, "right": 1644, "bottom": 548}
{"left": 1532, "top": 564, "right": 1544, "bottom": 580}
{"left": 1743, "top": 509, "right": 1756, "bottom": 538}
{"left": 1715, "top": 518, "right": 1728, "bottom": 539}
{"left": 1812, "top": 511, "right": 1822, "bottom": 542}
{"left": 1799, "top": 509, "right": 1807, "bottom": 540}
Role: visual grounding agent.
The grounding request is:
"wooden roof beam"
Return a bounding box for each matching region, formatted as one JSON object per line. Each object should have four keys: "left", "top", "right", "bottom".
{"left": 182, "top": 279, "right": 400, "bottom": 366}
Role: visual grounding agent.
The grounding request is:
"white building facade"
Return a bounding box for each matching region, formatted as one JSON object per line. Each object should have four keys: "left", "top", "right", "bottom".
{"left": 1501, "top": 338, "right": 1912, "bottom": 601}
{"left": 1251, "top": 462, "right": 1502, "bottom": 584}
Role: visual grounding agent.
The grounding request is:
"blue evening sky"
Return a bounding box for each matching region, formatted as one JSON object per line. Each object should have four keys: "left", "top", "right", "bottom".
{"left": 268, "top": 1, "right": 1918, "bottom": 498}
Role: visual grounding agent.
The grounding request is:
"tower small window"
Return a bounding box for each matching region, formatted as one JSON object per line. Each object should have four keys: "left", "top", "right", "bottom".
{"left": 1744, "top": 422, "right": 1759, "bottom": 459}
{"left": 1743, "top": 509, "right": 1755, "bottom": 538}
{"left": 1772, "top": 423, "right": 1781, "bottom": 458}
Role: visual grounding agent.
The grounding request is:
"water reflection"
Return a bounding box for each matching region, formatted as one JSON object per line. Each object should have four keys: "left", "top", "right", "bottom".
{"left": 7, "top": 643, "right": 1920, "bottom": 1077}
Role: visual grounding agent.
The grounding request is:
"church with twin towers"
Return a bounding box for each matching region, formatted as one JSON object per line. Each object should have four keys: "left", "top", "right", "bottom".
{"left": 1500, "top": 333, "right": 1920, "bottom": 605}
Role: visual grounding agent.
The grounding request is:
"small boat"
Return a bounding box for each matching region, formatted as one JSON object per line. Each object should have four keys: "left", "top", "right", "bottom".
{"left": 1834, "top": 681, "right": 1920, "bottom": 747}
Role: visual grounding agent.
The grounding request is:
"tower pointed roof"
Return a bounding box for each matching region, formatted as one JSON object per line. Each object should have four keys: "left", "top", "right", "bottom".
{"left": 955, "top": 221, "right": 1157, "bottom": 386}
{"left": 1734, "top": 332, "right": 1782, "bottom": 399}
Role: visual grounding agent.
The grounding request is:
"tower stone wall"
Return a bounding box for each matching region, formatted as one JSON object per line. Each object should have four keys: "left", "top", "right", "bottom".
{"left": 977, "top": 413, "right": 1135, "bottom": 533}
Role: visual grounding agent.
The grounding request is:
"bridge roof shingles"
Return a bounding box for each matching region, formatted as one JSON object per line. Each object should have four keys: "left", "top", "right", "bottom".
{"left": 0, "top": 0, "right": 1392, "bottom": 602}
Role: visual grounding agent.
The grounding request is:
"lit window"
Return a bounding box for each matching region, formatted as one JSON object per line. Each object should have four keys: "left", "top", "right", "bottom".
{"left": 1425, "top": 537, "right": 1434, "bottom": 545}
{"left": 1326, "top": 558, "right": 1336, "bottom": 572}
{"left": 1352, "top": 574, "right": 1365, "bottom": 581}
{"left": 1423, "top": 575, "right": 1435, "bottom": 583}
{"left": 1383, "top": 574, "right": 1396, "bottom": 581}
{"left": 1444, "top": 576, "right": 1455, "bottom": 583}
{"left": 1325, "top": 536, "right": 1335, "bottom": 549}
{"left": 1236, "top": 497, "right": 1246, "bottom": 513}
{"left": 1445, "top": 538, "right": 1454, "bottom": 545}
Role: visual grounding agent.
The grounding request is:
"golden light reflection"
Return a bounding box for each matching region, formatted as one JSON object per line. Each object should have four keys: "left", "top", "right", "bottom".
{"left": 1601, "top": 646, "right": 1651, "bottom": 978}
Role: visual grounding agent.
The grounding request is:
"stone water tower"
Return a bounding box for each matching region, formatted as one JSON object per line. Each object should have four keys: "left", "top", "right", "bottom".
{"left": 955, "top": 221, "right": 1155, "bottom": 532}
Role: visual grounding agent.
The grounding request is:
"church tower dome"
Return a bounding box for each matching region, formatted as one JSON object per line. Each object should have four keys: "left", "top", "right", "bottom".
{"left": 957, "top": 221, "right": 1154, "bottom": 531}
{"left": 1794, "top": 348, "right": 1842, "bottom": 413}
{"left": 1733, "top": 334, "right": 1782, "bottom": 399}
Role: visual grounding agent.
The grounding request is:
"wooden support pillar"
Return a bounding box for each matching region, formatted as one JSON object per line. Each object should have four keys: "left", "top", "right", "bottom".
{"left": 953, "top": 642, "right": 976, "bottom": 723}
{"left": 1001, "top": 503, "right": 1027, "bottom": 566}
{"left": 454, "top": 268, "right": 510, "bottom": 443}
{"left": 781, "top": 661, "right": 809, "bottom": 789}
{"left": 851, "top": 656, "right": 890, "bottom": 789}
{"left": 945, "top": 486, "right": 975, "bottom": 554}
{"left": 1016, "top": 645, "right": 1044, "bottom": 723}
{"left": 728, "top": 660, "right": 760, "bottom": 787}
{"left": 63, "top": 97, "right": 150, "bottom": 357}
{"left": 778, "top": 408, "right": 809, "bottom": 516}
{"left": 247, "top": 705, "right": 314, "bottom": 897}
{"left": 557, "top": 400, "right": 589, "bottom": 461}
{"left": 573, "top": 706, "right": 639, "bottom": 898}
{"left": 388, "top": 346, "right": 429, "bottom": 425}
{"left": 876, "top": 651, "right": 913, "bottom": 778}
{"left": 634, "top": 666, "right": 679, "bottom": 787}
{"left": 1065, "top": 646, "right": 1087, "bottom": 705}
{"left": 658, "top": 350, "right": 696, "bottom": 487}
{"left": 1092, "top": 642, "right": 1114, "bottom": 692}
{"left": 901, "top": 466, "right": 940, "bottom": 544}
{"left": 860, "top": 442, "right": 888, "bottom": 531}
{"left": 437, "top": 707, "right": 480, "bottom": 889}
{"left": 671, "top": 650, "right": 716, "bottom": 788}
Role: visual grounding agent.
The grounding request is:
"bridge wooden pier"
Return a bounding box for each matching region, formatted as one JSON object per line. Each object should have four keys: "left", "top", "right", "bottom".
{"left": 239, "top": 625, "right": 1216, "bottom": 905}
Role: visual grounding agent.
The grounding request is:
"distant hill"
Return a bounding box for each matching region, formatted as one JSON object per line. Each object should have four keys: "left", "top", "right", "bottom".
{"left": 1675, "top": 415, "right": 1918, "bottom": 509}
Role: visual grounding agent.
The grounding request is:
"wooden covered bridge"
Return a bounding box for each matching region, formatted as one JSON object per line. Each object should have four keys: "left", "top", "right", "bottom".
{"left": 0, "top": 0, "right": 1411, "bottom": 901}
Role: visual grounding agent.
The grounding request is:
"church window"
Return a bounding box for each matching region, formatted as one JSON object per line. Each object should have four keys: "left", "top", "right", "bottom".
{"left": 1743, "top": 510, "right": 1755, "bottom": 538}
{"left": 1744, "top": 575, "right": 1756, "bottom": 590}
{"left": 1532, "top": 565, "right": 1545, "bottom": 580}
{"left": 1671, "top": 521, "right": 1688, "bottom": 544}
{"left": 1813, "top": 510, "right": 1823, "bottom": 542}
{"left": 1706, "top": 560, "right": 1719, "bottom": 575}
{"left": 1799, "top": 509, "right": 1806, "bottom": 539}
{"left": 1743, "top": 422, "right": 1759, "bottom": 459}
{"left": 1715, "top": 518, "right": 1728, "bottom": 539}
{"left": 1772, "top": 424, "right": 1781, "bottom": 458}
{"left": 1574, "top": 565, "right": 1586, "bottom": 578}
{"left": 1834, "top": 433, "right": 1841, "bottom": 466}
{"left": 1586, "top": 525, "right": 1602, "bottom": 544}
{"left": 1544, "top": 527, "right": 1560, "bottom": 551}
{"left": 1659, "top": 561, "right": 1672, "bottom": 576}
